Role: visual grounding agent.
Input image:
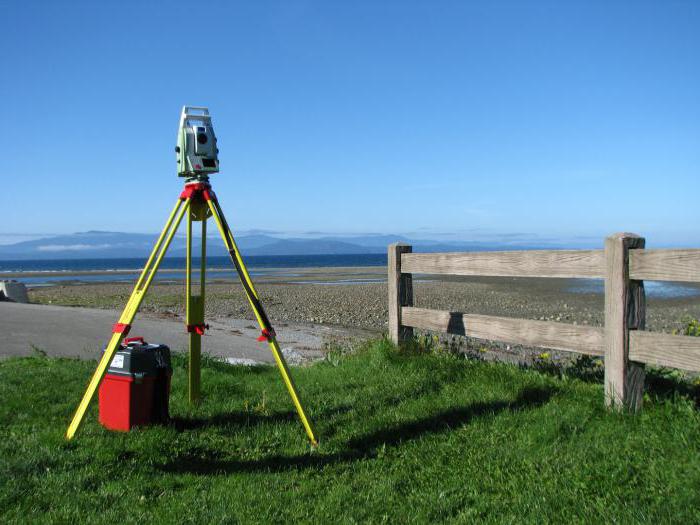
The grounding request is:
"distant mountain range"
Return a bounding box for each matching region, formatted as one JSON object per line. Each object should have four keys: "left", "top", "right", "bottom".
{"left": 0, "top": 230, "right": 572, "bottom": 260}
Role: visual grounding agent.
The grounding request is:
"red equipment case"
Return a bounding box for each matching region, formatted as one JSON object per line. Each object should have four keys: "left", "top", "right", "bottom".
{"left": 98, "top": 337, "right": 172, "bottom": 432}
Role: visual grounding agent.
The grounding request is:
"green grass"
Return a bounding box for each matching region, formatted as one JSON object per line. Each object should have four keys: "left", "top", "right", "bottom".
{"left": 1, "top": 341, "right": 699, "bottom": 523}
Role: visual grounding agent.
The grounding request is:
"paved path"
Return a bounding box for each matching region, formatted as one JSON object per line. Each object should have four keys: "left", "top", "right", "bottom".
{"left": 0, "top": 302, "right": 366, "bottom": 364}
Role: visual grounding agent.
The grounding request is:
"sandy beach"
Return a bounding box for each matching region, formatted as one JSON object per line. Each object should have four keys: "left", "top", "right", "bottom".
{"left": 25, "top": 266, "right": 700, "bottom": 336}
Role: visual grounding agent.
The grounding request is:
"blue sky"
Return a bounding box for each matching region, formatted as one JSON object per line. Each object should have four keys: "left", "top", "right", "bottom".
{"left": 1, "top": 1, "right": 698, "bottom": 247}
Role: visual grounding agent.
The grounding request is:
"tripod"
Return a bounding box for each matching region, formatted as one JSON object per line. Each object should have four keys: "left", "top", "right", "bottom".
{"left": 65, "top": 181, "right": 318, "bottom": 445}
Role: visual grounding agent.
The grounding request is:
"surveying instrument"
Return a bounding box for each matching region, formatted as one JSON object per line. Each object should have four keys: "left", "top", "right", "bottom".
{"left": 65, "top": 107, "right": 317, "bottom": 445}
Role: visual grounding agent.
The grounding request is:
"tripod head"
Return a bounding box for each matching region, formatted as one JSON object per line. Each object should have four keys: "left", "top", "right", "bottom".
{"left": 176, "top": 106, "right": 219, "bottom": 182}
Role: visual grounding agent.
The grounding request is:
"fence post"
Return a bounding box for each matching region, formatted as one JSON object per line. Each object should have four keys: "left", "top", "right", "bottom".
{"left": 388, "top": 243, "right": 413, "bottom": 344}
{"left": 604, "top": 232, "right": 646, "bottom": 411}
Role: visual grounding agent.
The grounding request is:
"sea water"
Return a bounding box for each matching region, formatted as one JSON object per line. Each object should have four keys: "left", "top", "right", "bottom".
{"left": 0, "top": 254, "right": 387, "bottom": 286}
{"left": 2, "top": 255, "right": 698, "bottom": 298}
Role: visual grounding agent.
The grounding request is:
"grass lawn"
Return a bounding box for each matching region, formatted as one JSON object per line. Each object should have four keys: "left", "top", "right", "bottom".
{"left": 1, "top": 340, "right": 699, "bottom": 523}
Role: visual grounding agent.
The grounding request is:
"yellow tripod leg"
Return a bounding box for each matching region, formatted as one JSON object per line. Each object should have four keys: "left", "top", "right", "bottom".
{"left": 186, "top": 201, "right": 207, "bottom": 403}
{"left": 206, "top": 197, "right": 319, "bottom": 446}
{"left": 65, "top": 198, "right": 191, "bottom": 440}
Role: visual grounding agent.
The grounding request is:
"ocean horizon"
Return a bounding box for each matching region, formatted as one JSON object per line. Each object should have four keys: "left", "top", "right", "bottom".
{"left": 0, "top": 254, "right": 387, "bottom": 286}
{"left": 2, "top": 254, "right": 699, "bottom": 299}
{"left": 0, "top": 254, "right": 387, "bottom": 273}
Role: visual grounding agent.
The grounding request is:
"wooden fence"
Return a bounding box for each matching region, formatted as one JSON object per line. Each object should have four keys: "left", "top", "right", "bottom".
{"left": 388, "top": 233, "right": 700, "bottom": 412}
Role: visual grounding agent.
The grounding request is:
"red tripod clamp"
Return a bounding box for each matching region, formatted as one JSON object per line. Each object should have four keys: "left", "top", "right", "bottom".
{"left": 180, "top": 183, "right": 214, "bottom": 202}
{"left": 257, "top": 328, "right": 276, "bottom": 342}
{"left": 186, "top": 323, "right": 209, "bottom": 335}
{"left": 112, "top": 323, "right": 131, "bottom": 335}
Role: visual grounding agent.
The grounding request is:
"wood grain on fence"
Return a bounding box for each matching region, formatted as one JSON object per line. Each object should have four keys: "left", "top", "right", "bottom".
{"left": 629, "top": 249, "right": 700, "bottom": 283}
{"left": 388, "top": 243, "right": 414, "bottom": 344}
{"left": 604, "top": 233, "right": 646, "bottom": 411}
{"left": 401, "top": 250, "right": 605, "bottom": 279}
{"left": 387, "top": 235, "right": 700, "bottom": 394}
{"left": 629, "top": 331, "right": 700, "bottom": 371}
{"left": 401, "top": 306, "right": 605, "bottom": 356}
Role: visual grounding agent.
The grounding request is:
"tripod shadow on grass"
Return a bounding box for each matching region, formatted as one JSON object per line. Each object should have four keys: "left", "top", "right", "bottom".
{"left": 170, "top": 410, "right": 297, "bottom": 432}
{"left": 158, "top": 385, "right": 556, "bottom": 476}
{"left": 170, "top": 403, "right": 357, "bottom": 433}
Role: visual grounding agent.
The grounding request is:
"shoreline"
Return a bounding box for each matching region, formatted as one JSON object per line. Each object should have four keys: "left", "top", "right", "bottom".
{"left": 0, "top": 264, "right": 387, "bottom": 279}
{"left": 26, "top": 274, "right": 700, "bottom": 336}
{"left": 7, "top": 264, "right": 700, "bottom": 304}
{"left": 1, "top": 265, "right": 389, "bottom": 286}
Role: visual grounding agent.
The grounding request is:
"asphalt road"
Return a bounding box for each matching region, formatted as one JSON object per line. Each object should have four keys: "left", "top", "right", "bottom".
{"left": 0, "top": 302, "right": 356, "bottom": 364}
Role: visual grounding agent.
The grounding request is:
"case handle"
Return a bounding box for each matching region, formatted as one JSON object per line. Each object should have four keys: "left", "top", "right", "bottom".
{"left": 123, "top": 336, "right": 146, "bottom": 346}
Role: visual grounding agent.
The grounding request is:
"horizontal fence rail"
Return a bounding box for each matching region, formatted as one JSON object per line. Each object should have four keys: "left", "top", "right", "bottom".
{"left": 388, "top": 234, "right": 700, "bottom": 414}
{"left": 401, "top": 249, "right": 605, "bottom": 279}
{"left": 629, "top": 249, "right": 700, "bottom": 283}
{"left": 401, "top": 307, "right": 605, "bottom": 356}
{"left": 629, "top": 331, "right": 700, "bottom": 371}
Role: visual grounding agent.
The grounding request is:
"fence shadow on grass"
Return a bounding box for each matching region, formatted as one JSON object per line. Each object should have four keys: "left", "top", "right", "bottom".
{"left": 516, "top": 354, "right": 700, "bottom": 408}
{"left": 645, "top": 370, "right": 700, "bottom": 407}
{"left": 157, "top": 385, "right": 555, "bottom": 476}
